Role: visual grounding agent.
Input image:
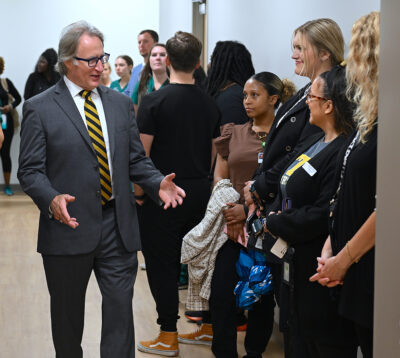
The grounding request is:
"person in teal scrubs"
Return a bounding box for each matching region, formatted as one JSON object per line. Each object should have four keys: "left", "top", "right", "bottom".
{"left": 110, "top": 55, "right": 134, "bottom": 95}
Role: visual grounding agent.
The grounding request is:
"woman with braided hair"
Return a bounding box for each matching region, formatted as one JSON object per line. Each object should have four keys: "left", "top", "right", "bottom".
{"left": 207, "top": 41, "right": 255, "bottom": 125}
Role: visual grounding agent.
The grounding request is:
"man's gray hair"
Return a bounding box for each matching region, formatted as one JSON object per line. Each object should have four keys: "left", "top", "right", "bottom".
{"left": 58, "top": 20, "right": 104, "bottom": 75}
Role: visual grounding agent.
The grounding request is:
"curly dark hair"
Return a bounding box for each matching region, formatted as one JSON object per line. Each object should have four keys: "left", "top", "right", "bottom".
{"left": 319, "top": 65, "right": 355, "bottom": 135}
{"left": 207, "top": 41, "right": 255, "bottom": 98}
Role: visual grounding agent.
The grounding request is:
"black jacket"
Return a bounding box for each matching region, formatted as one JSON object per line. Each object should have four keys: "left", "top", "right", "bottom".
{"left": 265, "top": 133, "right": 355, "bottom": 342}
{"left": 253, "top": 84, "right": 321, "bottom": 204}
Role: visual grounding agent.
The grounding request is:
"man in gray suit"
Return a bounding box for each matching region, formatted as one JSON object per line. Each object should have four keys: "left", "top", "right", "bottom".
{"left": 18, "top": 21, "right": 185, "bottom": 358}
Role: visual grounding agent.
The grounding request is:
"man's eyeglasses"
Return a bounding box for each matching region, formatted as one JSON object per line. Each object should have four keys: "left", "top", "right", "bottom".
{"left": 306, "top": 93, "right": 330, "bottom": 102}
{"left": 73, "top": 53, "right": 110, "bottom": 68}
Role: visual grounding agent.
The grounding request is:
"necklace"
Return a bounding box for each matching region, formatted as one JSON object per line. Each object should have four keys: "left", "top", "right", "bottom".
{"left": 256, "top": 132, "right": 268, "bottom": 148}
{"left": 309, "top": 137, "right": 325, "bottom": 157}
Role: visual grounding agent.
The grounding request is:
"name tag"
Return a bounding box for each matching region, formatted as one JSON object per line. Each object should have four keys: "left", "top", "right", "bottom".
{"left": 270, "top": 237, "right": 288, "bottom": 258}
{"left": 302, "top": 161, "right": 317, "bottom": 176}
{"left": 258, "top": 152, "right": 263, "bottom": 164}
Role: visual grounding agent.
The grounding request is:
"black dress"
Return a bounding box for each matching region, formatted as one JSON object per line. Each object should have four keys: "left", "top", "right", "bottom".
{"left": 265, "top": 133, "right": 356, "bottom": 352}
{"left": 330, "top": 126, "right": 377, "bottom": 330}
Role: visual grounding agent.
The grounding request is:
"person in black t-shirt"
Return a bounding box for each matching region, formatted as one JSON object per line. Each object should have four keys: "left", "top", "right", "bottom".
{"left": 135, "top": 31, "right": 220, "bottom": 357}
{"left": 207, "top": 41, "right": 255, "bottom": 126}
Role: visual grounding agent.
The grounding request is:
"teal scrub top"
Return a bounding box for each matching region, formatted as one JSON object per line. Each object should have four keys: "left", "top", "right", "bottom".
{"left": 110, "top": 79, "right": 128, "bottom": 93}
{"left": 131, "top": 76, "right": 169, "bottom": 105}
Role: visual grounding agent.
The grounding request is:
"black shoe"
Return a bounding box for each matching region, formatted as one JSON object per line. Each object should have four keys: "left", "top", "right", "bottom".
{"left": 185, "top": 310, "right": 203, "bottom": 322}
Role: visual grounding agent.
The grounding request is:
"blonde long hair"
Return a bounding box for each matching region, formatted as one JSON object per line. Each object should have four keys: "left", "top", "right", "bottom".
{"left": 294, "top": 18, "right": 344, "bottom": 79}
{"left": 346, "top": 11, "right": 380, "bottom": 142}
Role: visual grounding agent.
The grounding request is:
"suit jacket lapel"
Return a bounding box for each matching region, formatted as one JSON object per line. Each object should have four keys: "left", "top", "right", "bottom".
{"left": 98, "top": 86, "right": 116, "bottom": 160}
{"left": 53, "top": 80, "right": 96, "bottom": 156}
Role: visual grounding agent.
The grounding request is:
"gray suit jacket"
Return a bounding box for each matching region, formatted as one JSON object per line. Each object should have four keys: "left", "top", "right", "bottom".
{"left": 18, "top": 79, "right": 164, "bottom": 255}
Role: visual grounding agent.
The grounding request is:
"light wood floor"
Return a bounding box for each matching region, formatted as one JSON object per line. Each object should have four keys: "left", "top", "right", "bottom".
{"left": 0, "top": 192, "right": 284, "bottom": 358}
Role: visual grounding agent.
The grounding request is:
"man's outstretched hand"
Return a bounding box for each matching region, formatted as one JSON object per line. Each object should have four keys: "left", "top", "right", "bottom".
{"left": 159, "top": 173, "right": 186, "bottom": 209}
{"left": 50, "top": 194, "right": 79, "bottom": 229}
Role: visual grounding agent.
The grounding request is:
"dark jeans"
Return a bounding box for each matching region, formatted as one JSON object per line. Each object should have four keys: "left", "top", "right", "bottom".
{"left": 139, "top": 178, "right": 209, "bottom": 332}
{"left": 42, "top": 205, "right": 138, "bottom": 358}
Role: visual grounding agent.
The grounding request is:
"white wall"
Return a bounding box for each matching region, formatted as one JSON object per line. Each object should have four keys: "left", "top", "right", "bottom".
{"left": 159, "top": 0, "right": 193, "bottom": 43}
{"left": 1, "top": 0, "right": 159, "bottom": 184}
{"left": 207, "top": 0, "right": 380, "bottom": 89}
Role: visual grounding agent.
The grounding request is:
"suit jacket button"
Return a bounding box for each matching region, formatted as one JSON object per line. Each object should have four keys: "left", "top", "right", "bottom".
{"left": 290, "top": 116, "right": 296, "bottom": 123}
{"left": 96, "top": 190, "right": 101, "bottom": 198}
{"left": 268, "top": 193, "right": 275, "bottom": 198}
{"left": 285, "top": 145, "right": 292, "bottom": 152}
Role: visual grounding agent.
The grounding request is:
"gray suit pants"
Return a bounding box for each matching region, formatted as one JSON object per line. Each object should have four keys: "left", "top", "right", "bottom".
{"left": 42, "top": 203, "right": 138, "bottom": 358}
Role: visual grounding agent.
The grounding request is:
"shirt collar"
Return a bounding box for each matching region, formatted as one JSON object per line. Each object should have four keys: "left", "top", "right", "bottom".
{"left": 64, "top": 75, "right": 100, "bottom": 98}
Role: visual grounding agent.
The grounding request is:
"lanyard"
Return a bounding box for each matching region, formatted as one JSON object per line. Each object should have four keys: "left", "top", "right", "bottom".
{"left": 276, "top": 83, "right": 311, "bottom": 128}
{"left": 329, "top": 131, "right": 360, "bottom": 217}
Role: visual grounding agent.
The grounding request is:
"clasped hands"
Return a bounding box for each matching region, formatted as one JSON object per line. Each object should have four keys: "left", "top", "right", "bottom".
{"left": 309, "top": 237, "right": 351, "bottom": 287}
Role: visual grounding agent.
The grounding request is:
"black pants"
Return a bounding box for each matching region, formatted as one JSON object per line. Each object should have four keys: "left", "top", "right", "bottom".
{"left": 139, "top": 178, "right": 209, "bottom": 332}
{"left": 245, "top": 293, "right": 276, "bottom": 356}
{"left": 209, "top": 240, "right": 241, "bottom": 358}
{"left": 42, "top": 205, "right": 138, "bottom": 358}
{"left": 0, "top": 113, "right": 14, "bottom": 173}
{"left": 354, "top": 323, "right": 373, "bottom": 358}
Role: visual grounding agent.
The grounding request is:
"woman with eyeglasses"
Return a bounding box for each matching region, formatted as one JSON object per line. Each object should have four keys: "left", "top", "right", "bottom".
{"left": 262, "top": 65, "right": 357, "bottom": 357}
{"left": 111, "top": 55, "right": 134, "bottom": 95}
{"left": 310, "top": 12, "right": 379, "bottom": 357}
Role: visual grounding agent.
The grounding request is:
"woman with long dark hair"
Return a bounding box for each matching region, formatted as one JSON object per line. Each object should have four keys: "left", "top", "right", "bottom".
{"left": 132, "top": 43, "right": 169, "bottom": 115}
{"left": 310, "top": 12, "right": 380, "bottom": 358}
{"left": 207, "top": 41, "right": 255, "bottom": 125}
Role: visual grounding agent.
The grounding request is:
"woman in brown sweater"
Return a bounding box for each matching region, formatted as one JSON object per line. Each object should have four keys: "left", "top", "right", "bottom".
{"left": 179, "top": 72, "right": 295, "bottom": 358}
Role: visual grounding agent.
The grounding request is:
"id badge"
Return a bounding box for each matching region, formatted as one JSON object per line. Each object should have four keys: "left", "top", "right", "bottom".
{"left": 282, "top": 247, "right": 295, "bottom": 287}
{"left": 283, "top": 261, "right": 290, "bottom": 284}
{"left": 258, "top": 152, "right": 263, "bottom": 164}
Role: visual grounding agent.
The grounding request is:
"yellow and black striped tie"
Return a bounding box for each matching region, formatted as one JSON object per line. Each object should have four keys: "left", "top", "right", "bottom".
{"left": 80, "top": 90, "right": 112, "bottom": 205}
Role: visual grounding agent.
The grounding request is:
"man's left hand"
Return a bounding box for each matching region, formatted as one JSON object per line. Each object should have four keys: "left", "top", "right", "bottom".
{"left": 159, "top": 173, "right": 186, "bottom": 209}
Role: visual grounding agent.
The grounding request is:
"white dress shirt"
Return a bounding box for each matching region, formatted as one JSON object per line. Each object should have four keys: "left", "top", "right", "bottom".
{"left": 64, "top": 75, "right": 114, "bottom": 196}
